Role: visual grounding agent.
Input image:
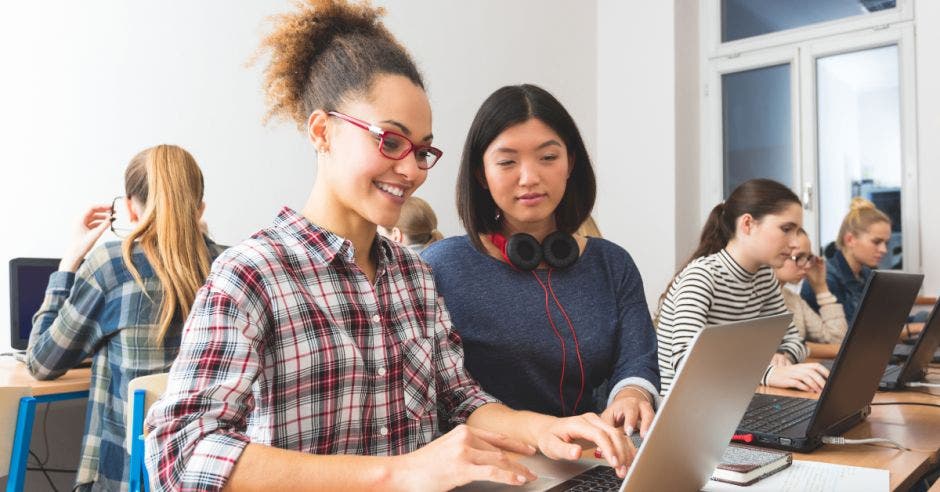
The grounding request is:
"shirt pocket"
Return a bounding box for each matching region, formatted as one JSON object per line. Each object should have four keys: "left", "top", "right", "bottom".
{"left": 400, "top": 337, "right": 437, "bottom": 420}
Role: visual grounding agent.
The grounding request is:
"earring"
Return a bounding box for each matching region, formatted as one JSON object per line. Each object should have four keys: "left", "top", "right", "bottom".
{"left": 494, "top": 208, "right": 502, "bottom": 222}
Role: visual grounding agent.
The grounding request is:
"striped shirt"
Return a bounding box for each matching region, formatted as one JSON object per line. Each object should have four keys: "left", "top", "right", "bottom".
{"left": 26, "top": 238, "right": 225, "bottom": 491}
{"left": 144, "top": 208, "right": 496, "bottom": 492}
{"left": 656, "top": 249, "right": 807, "bottom": 395}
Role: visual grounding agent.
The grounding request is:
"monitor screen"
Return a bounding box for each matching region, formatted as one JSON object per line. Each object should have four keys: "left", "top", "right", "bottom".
{"left": 9, "top": 259, "right": 60, "bottom": 350}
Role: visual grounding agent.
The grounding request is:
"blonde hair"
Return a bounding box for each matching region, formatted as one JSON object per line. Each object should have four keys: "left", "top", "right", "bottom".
{"left": 577, "top": 216, "right": 602, "bottom": 238}
{"left": 394, "top": 196, "right": 443, "bottom": 247}
{"left": 836, "top": 197, "right": 891, "bottom": 251}
{"left": 121, "top": 145, "right": 212, "bottom": 344}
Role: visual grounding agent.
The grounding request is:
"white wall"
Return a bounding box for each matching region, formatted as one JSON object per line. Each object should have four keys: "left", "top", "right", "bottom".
{"left": 0, "top": 0, "right": 598, "bottom": 351}
{"left": 597, "top": 0, "right": 679, "bottom": 309}
{"left": 915, "top": 0, "right": 940, "bottom": 295}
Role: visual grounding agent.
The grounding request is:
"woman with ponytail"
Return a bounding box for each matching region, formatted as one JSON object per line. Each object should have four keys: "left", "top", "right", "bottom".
{"left": 656, "top": 179, "right": 829, "bottom": 396}
{"left": 26, "top": 144, "right": 224, "bottom": 491}
{"left": 801, "top": 197, "right": 891, "bottom": 322}
{"left": 145, "top": 2, "right": 633, "bottom": 491}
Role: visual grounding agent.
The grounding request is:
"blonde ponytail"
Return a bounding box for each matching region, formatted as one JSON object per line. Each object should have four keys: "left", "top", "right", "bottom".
{"left": 836, "top": 197, "right": 891, "bottom": 251}
{"left": 121, "top": 145, "right": 211, "bottom": 344}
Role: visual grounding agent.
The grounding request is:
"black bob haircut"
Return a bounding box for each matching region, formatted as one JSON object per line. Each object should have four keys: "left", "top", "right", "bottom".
{"left": 456, "top": 84, "right": 597, "bottom": 253}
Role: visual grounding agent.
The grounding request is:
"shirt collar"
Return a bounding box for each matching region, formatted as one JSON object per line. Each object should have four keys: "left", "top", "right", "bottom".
{"left": 717, "top": 248, "right": 757, "bottom": 281}
{"left": 272, "top": 207, "right": 396, "bottom": 267}
{"left": 832, "top": 250, "right": 869, "bottom": 283}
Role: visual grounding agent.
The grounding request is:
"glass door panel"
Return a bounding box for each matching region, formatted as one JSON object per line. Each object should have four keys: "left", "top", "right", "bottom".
{"left": 722, "top": 63, "right": 792, "bottom": 197}
{"left": 816, "top": 44, "right": 902, "bottom": 269}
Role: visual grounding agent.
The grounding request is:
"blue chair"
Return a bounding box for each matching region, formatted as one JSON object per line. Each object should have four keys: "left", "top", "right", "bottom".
{"left": 126, "top": 373, "right": 168, "bottom": 492}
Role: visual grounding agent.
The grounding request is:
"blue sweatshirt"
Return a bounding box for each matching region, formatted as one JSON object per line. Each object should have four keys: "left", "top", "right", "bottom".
{"left": 422, "top": 236, "right": 660, "bottom": 416}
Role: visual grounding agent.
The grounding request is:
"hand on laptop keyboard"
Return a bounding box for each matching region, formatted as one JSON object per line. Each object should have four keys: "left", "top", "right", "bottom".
{"left": 393, "top": 425, "right": 538, "bottom": 490}
{"left": 766, "top": 362, "right": 829, "bottom": 392}
{"left": 537, "top": 414, "right": 635, "bottom": 478}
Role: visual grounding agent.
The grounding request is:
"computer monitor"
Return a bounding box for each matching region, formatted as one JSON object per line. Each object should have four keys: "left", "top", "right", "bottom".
{"left": 8, "top": 258, "right": 60, "bottom": 351}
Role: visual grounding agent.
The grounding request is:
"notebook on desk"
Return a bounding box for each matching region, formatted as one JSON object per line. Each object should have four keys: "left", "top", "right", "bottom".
{"left": 736, "top": 271, "right": 923, "bottom": 453}
{"left": 460, "top": 315, "right": 792, "bottom": 492}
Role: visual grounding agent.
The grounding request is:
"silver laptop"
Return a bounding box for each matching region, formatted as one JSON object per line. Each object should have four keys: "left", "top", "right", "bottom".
{"left": 460, "top": 314, "right": 791, "bottom": 492}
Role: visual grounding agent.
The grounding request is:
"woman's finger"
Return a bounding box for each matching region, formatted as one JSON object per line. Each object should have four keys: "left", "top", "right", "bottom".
{"left": 637, "top": 402, "right": 655, "bottom": 438}
{"left": 584, "top": 413, "right": 632, "bottom": 467}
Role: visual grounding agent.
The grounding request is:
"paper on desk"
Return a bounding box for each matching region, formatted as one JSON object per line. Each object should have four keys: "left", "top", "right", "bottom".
{"left": 701, "top": 460, "right": 888, "bottom": 492}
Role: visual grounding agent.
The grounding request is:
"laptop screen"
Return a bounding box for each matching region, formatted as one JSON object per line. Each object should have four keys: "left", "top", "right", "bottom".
{"left": 9, "top": 258, "right": 60, "bottom": 350}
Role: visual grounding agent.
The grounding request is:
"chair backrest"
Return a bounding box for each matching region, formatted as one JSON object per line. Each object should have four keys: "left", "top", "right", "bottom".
{"left": 124, "top": 373, "right": 168, "bottom": 451}
{"left": 0, "top": 386, "right": 32, "bottom": 479}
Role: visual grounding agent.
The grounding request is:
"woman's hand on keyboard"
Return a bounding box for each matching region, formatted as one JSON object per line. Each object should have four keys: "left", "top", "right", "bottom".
{"left": 601, "top": 387, "right": 655, "bottom": 438}
{"left": 766, "top": 362, "right": 830, "bottom": 392}
{"left": 535, "top": 413, "right": 634, "bottom": 478}
{"left": 392, "top": 424, "right": 538, "bottom": 490}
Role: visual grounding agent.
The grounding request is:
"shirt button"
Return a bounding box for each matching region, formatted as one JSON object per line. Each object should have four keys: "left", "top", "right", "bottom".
{"left": 380, "top": 426, "right": 389, "bottom": 436}
{"left": 372, "top": 314, "right": 381, "bottom": 323}
{"left": 377, "top": 367, "right": 387, "bottom": 376}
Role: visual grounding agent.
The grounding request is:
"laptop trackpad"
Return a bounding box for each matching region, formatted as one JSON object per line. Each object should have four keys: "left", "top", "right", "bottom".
{"left": 455, "top": 455, "right": 599, "bottom": 491}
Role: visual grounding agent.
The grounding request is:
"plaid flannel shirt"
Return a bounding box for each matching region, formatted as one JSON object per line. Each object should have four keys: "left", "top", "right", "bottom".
{"left": 26, "top": 239, "right": 225, "bottom": 491}
{"left": 144, "top": 208, "right": 497, "bottom": 492}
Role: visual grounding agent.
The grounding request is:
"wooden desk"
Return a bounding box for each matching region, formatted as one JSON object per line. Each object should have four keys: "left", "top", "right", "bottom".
{"left": 756, "top": 369, "right": 940, "bottom": 491}
{"left": 0, "top": 358, "right": 91, "bottom": 396}
{"left": 1, "top": 358, "right": 91, "bottom": 491}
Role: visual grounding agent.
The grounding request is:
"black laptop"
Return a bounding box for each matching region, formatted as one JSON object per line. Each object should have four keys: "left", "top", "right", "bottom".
{"left": 735, "top": 271, "right": 923, "bottom": 452}
{"left": 879, "top": 298, "right": 940, "bottom": 390}
{"left": 8, "top": 257, "right": 61, "bottom": 351}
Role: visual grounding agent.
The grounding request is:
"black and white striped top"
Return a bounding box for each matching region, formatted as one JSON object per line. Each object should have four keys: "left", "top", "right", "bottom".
{"left": 656, "top": 249, "right": 807, "bottom": 395}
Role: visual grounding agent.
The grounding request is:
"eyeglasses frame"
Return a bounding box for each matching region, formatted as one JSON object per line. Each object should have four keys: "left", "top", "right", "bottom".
{"left": 327, "top": 111, "right": 443, "bottom": 170}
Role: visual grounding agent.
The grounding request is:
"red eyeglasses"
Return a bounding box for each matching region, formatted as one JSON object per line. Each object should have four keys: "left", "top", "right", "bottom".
{"left": 328, "top": 111, "right": 443, "bottom": 170}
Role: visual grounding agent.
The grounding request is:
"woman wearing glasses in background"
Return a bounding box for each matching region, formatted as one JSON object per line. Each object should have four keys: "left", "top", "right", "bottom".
{"left": 773, "top": 229, "right": 848, "bottom": 359}
{"left": 26, "top": 144, "right": 225, "bottom": 491}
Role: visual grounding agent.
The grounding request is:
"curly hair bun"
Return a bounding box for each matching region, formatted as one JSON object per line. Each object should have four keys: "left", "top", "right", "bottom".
{"left": 256, "top": 0, "right": 424, "bottom": 129}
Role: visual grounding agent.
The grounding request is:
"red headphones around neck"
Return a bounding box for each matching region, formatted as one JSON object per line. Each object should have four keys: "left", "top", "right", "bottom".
{"left": 490, "top": 231, "right": 585, "bottom": 415}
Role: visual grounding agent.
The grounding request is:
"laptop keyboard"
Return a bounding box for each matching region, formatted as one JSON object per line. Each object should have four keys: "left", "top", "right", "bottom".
{"left": 882, "top": 364, "right": 903, "bottom": 381}
{"left": 739, "top": 394, "right": 817, "bottom": 434}
{"left": 544, "top": 466, "right": 622, "bottom": 492}
{"left": 544, "top": 435, "right": 642, "bottom": 491}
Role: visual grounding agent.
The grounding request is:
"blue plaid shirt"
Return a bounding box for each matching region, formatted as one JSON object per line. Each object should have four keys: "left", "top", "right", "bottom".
{"left": 26, "top": 239, "right": 225, "bottom": 491}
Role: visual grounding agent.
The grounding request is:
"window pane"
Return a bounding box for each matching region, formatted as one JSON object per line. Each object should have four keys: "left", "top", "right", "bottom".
{"left": 817, "top": 45, "right": 902, "bottom": 269}
{"left": 722, "top": 0, "right": 897, "bottom": 43}
{"left": 722, "top": 64, "right": 792, "bottom": 197}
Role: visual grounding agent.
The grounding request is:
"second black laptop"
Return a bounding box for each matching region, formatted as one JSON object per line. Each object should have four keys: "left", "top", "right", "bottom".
{"left": 735, "top": 270, "right": 923, "bottom": 452}
{"left": 879, "top": 298, "right": 940, "bottom": 390}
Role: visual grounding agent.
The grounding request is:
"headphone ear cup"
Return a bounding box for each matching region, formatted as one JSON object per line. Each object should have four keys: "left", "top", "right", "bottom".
{"left": 543, "top": 231, "right": 579, "bottom": 269}
{"left": 506, "top": 233, "right": 542, "bottom": 271}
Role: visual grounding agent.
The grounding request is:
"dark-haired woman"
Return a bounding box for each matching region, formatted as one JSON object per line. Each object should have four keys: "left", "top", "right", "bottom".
{"left": 423, "top": 84, "right": 659, "bottom": 439}
{"left": 144, "top": 2, "right": 634, "bottom": 491}
{"left": 656, "top": 179, "right": 829, "bottom": 396}
{"left": 26, "top": 145, "right": 224, "bottom": 491}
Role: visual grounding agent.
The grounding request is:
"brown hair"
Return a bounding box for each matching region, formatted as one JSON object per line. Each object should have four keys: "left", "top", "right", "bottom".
{"left": 393, "top": 196, "right": 443, "bottom": 247}
{"left": 658, "top": 179, "right": 801, "bottom": 310}
{"left": 836, "top": 197, "right": 891, "bottom": 251}
{"left": 256, "top": 0, "right": 424, "bottom": 128}
{"left": 121, "top": 145, "right": 211, "bottom": 343}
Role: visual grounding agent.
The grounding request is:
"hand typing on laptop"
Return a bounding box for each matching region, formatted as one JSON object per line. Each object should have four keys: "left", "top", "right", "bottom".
{"left": 389, "top": 410, "right": 636, "bottom": 490}
{"left": 601, "top": 386, "right": 655, "bottom": 438}
{"left": 766, "top": 361, "right": 830, "bottom": 392}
